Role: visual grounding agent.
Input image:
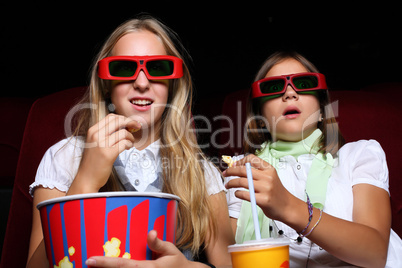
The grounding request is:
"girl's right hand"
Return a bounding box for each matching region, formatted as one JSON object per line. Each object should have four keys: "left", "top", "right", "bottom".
{"left": 223, "top": 154, "right": 301, "bottom": 223}
{"left": 69, "top": 114, "right": 141, "bottom": 194}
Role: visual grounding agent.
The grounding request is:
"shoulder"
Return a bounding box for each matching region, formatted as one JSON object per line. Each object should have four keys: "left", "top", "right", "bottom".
{"left": 45, "top": 136, "right": 85, "bottom": 156}
{"left": 222, "top": 154, "right": 246, "bottom": 219}
{"left": 338, "top": 139, "right": 389, "bottom": 191}
{"left": 31, "top": 137, "right": 85, "bottom": 195}
{"left": 339, "top": 139, "right": 384, "bottom": 153}
{"left": 338, "top": 139, "right": 386, "bottom": 163}
{"left": 201, "top": 158, "right": 226, "bottom": 196}
{"left": 201, "top": 158, "right": 221, "bottom": 182}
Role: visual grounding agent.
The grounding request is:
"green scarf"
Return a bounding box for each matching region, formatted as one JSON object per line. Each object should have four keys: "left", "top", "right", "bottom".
{"left": 235, "top": 129, "right": 334, "bottom": 243}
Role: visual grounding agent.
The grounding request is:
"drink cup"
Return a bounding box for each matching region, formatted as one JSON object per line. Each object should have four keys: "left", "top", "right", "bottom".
{"left": 228, "top": 238, "right": 289, "bottom": 268}
{"left": 37, "top": 192, "right": 180, "bottom": 268}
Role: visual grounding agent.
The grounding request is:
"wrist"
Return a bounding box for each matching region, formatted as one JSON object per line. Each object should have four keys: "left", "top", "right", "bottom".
{"left": 67, "top": 172, "right": 100, "bottom": 195}
{"left": 282, "top": 195, "right": 311, "bottom": 233}
{"left": 299, "top": 207, "right": 323, "bottom": 238}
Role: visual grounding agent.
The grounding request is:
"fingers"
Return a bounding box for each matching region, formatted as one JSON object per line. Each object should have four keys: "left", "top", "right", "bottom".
{"left": 233, "top": 154, "right": 273, "bottom": 170}
{"left": 147, "top": 230, "right": 179, "bottom": 256}
{"left": 223, "top": 165, "right": 248, "bottom": 178}
{"left": 84, "top": 231, "right": 181, "bottom": 267}
{"left": 223, "top": 163, "right": 271, "bottom": 179}
{"left": 224, "top": 177, "right": 253, "bottom": 203}
{"left": 225, "top": 176, "right": 249, "bottom": 189}
{"left": 235, "top": 189, "right": 251, "bottom": 202}
{"left": 102, "top": 114, "right": 142, "bottom": 136}
{"left": 87, "top": 114, "right": 142, "bottom": 148}
{"left": 85, "top": 256, "right": 131, "bottom": 267}
{"left": 85, "top": 256, "right": 149, "bottom": 268}
{"left": 107, "top": 129, "right": 135, "bottom": 148}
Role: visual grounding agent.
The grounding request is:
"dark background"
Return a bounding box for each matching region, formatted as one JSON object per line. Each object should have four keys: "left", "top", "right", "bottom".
{"left": 2, "top": 4, "right": 402, "bottom": 111}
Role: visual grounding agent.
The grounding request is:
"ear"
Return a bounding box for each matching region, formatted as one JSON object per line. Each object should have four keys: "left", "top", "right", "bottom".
{"left": 319, "top": 113, "right": 323, "bottom": 122}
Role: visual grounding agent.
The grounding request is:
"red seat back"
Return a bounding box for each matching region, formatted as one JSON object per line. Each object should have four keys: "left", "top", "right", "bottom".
{"left": 1, "top": 87, "right": 87, "bottom": 268}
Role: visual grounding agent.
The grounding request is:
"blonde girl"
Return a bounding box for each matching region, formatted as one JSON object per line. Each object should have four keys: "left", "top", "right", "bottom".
{"left": 224, "top": 51, "right": 402, "bottom": 267}
{"left": 27, "top": 15, "right": 233, "bottom": 268}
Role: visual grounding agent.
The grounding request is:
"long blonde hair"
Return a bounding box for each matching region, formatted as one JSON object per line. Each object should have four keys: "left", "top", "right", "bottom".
{"left": 74, "top": 15, "right": 216, "bottom": 256}
{"left": 244, "top": 51, "right": 345, "bottom": 156}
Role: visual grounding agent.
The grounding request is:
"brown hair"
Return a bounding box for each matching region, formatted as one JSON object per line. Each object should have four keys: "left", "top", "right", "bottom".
{"left": 244, "top": 51, "right": 345, "bottom": 156}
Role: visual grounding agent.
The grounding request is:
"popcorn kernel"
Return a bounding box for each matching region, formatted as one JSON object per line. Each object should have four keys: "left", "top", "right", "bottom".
{"left": 103, "top": 237, "right": 121, "bottom": 257}
{"left": 122, "top": 252, "right": 131, "bottom": 259}
{"left": 54, "top": 256, "right": 73, "bottom": 268}
{"left": 222, "top": 155, "right": 234, "bottom": 167}
{"left": 68, "top": 246, "right": 75, "bottom": 256}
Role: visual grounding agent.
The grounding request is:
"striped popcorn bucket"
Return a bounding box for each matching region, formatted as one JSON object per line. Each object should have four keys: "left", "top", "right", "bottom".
{"left": 37, "top": 192, "right": 179, "bottom": 268}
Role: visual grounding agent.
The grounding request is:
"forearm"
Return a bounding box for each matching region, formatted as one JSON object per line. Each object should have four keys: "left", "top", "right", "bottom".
{"left": 66, "top": 170, "right": 101, "bottom": 195}
{"left": 309, "top": 210, "right": 387, "bottom": 267}
{"left": 285, "top": 202, "right": 388, "bottom": 267}
{"left": 205, "top": 192, "right": 235, "bottom": 266}
{"left": 28, "top": 188, "right": 66, "bottom": 267}
{"left": 26, "top": 240, "right": 48, "bottom": 268}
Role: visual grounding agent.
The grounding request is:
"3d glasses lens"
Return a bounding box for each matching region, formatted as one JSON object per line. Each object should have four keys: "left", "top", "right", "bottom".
{"left": 260, "top": 79, "right": 286, "bottom": 94}
{"left": 146, "top": 60, "right": 174, "bottom": 77}
{"left": 293, "top": 76, "right": 319, "bottom": 89}
{"left": 109, "top": 61, "right": 137, "bottom": 77}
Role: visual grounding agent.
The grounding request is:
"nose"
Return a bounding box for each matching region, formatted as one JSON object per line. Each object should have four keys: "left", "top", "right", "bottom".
{"left": 132, "top": 70, "right": 150, "bottom": 92}
{"left": 282, "top": 85, "right": 299, "bottom": 101}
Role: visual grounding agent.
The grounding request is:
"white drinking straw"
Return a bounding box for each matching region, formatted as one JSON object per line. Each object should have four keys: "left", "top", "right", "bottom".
{"left": 245, "top": 162, "right": 261, "bottom": 240}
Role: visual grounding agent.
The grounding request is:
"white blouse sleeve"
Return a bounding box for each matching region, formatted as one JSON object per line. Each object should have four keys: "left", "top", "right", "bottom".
{"left": 29, "top": 137, "right": 84, "bottom": 196}
{"left": 348, "top": 140, "right": 389, "bottom": 194}
{"left": 202, "top": 160, "right": 226, "bottom": 196}
{"left": 223, "top": 155, "right": 245, "bottom": 219}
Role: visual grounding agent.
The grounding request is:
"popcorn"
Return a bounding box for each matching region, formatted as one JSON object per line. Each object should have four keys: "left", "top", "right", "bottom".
{"left": 68, "top": 246, "right": 75, "bottom": 256}
{"left": 122, "top": 252, "right": 131, "bottom": 259}
{"left": 54, "top": 256, "right": 73, "bottom": 268}
{"left": 126, "top": 127, "right": 140, "bottom": 133}
{"left": 126, "top": 121, "right": 142, "bottom": 133}
{"left": 222, "top": 155, "right": 234, "bottom": 167}
{"left": 103, "top": 237, "right": 121, "bottom": 257}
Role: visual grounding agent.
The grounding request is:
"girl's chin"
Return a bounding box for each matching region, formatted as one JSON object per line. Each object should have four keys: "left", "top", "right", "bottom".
{"left": 272, "top": 129, "right": 317, "bottom": 142}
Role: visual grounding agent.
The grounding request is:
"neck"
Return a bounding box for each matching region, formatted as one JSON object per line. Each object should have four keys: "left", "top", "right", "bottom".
{"left": 272, "top": 128, "right": 318, "bottom": 143}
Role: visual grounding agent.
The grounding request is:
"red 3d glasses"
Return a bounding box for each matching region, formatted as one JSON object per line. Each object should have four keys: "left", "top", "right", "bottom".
{"left": 252, "top": 72, "right": 328, "bottom": 98}
{"left": 98, "top": 55, "right": 183, "bottom": 80}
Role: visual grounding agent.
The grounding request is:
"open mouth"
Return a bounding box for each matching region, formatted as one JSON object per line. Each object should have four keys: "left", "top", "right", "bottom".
{"left": 131, "top": 98, "right": 153, "bottom": 107}
{"left": 283, "top": 110, "right": 300, "bottom": 116}
{"left": 283, "top": 106, "right": 301, "bottom": 117}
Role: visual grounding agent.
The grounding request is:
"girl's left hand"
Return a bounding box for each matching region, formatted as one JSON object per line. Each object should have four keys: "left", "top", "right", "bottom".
{"left": 224, "top": 154, "right": 300, "bottom": 223}
{"left": 85, "top": 230, "right": 195, "bottom": 268}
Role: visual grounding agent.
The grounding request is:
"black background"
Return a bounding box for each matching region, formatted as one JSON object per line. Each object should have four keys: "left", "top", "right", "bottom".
{"left": 2, "top": 3, "right": 402, "bottom": 115}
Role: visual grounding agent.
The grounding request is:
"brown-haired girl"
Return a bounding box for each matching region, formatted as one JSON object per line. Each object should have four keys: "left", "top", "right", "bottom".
{"left": 224, "top": 51, "right": 402, "bottom": 267}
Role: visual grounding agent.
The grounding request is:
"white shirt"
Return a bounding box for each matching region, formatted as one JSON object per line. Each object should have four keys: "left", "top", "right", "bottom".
{"left": 225, "top": 140, "right": 402, "bottom": 267}
{"left": 30, "top": 137, "right": 225, "bottom": 196}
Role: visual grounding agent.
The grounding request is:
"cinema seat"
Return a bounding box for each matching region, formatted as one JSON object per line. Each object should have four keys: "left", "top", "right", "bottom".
{"left": 1, "top": 87, "right": 87, "bottom": 268}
